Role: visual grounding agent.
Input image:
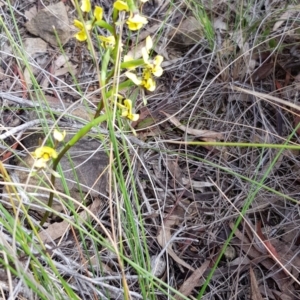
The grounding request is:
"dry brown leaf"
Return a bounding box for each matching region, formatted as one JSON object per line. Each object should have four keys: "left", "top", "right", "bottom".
{"left": 256, "top": 221, "right": 280, "bottom": 261}
{"left": 250, "top": 266, "right": 264, "bottom": 300}
{"left": 54, "top": 64, "right": 77, "bottom": 77}
{"left": 232, "top": 85, "right": 300, "bottom": 111}
{"left": 23, "top": 66, "right": 33, "bottom": 90}
{"left": 157, "top": 212, "right": 195, "bottom": 272}
{"left": 39, "top": 198, "right": 104, "bottom": 242}
{"left": 251, "top": 62, "right": 274, "bottom": 81}
{"left": 271, "top": 290, "right": 294, "bottom": 300}
{"left": 163, "top": 112, "right": 223, "bottom": 141}
{"left": 166, "top": 159, "right": 183, "bottom": 184}
{"left": 272, "top": 6, "right": 297, "bottom": 31}
{"left": 174, "top": 260, "right": 210, "bottom": 300}
{"left": 182, "top": 177, "right": 214, "bottom": 192}
{"left": 229, "top": 29, "right": 249, "bottom": 53}
{"left": 230, "top": 223, "right": 294, "bottom": 293}
{"left": 54, "top": 55, "right": 69, "bottom": 69}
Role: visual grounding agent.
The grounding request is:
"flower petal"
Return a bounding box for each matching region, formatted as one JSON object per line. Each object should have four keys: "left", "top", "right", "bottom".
{"left": 75, "top": 30, "right": 87, "bottom": 41}
{"left": 126, "top": 13, "right": 148, "bottom": 31}
{"left": 33, "top": 158, "right": 47, "bottom": 169}
{"left": 126, "top": 71, "right": 142, "bottom": 85}
{"left": 124, "top": 55, "right": 133, "bottom": 62}
{"left": 33, "top": 146, "right": 58, "bottom": 161}
{"left": 114, "top": 0, "right": 129, "bottom": 11}
{"left": 74, "top": 20, "right": 84, "bottom": 29}
{"left": 121, "top": 108, "right": 129, "bottom": 117}
{"left": 81, "top": 0, "right": 91, "bottom": 12}
{"left": 144, "top": 78, "right": 156, "bottom": 91}
{"left": 152, "top": 66, "right": 163, "bottom": 77}
{"left": 142, "top": 47, "right": 150, "bottom": 64}
{"left": 142, "top": 71, "right": 156, "bottom": 91}
{"left": 123, "top": 55, "right": 137, "bottom": 70}
{"left": 145, "top": 36, "right": 153, "bottom": 52}
{"left": 123, "top": 99, "right": 139, "bottom": 121}
{"left": 53, "top": 129, "right": 66, "bottom": 142}
{"left": 94, "top": 6, "right": 103, "bottom": 21}
{"left": 124, "top": 99, "right": 133, "bottom": 111}
{"left": 154, "top": 55, "right": 163, "bottom": 66}
{"left": 99, "top": 35, "right": 116, "bottom": 49}
{"left": 128, "top": 113, "right": 139, "bottom": 121}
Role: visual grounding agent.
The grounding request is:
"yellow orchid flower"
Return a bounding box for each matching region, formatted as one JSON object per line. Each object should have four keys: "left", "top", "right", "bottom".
{"left": 53, "top": 129, "right": 66, "bottom": 142}
{"left": 118, "top": 99, "right": 139, "bottom": 121}
{"left": 74, "top": 19, "right": 92, "bottom": 41}
{"left": 81, "top": 0, "right": 91, "bottom": 12}
{"left": 150, "top": 55, "right": 163, "bottom": 77}
{"left": 142, "top": 36, "right": 164, "bottom": 77}
{"left": 142, "top": 68, "right": 156, "bottom": 91}
{"left": 94, "top": 6, "right": 103, "bottom": 21}
{"left": 126, "top": 13, "right": 148, "bottom": 31}
{"left": 124, "top": 99, "right": 139, "bottom": 121}
{"left": 32, "top": 146, "right": 58, "bottom": 161}
{"left": 126, "top": 69, "right": 156, "bottom": 91}
{"left": 99, "top": 35, "right": 116, "bottom": 49}
{"left": 74, "top": 6, "right": 103, "bottom": 41}
{"left": 114, "top": 0, "right": 129, "bottom": 11}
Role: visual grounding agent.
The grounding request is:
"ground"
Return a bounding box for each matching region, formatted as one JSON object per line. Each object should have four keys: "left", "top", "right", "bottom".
{"left": 0, "top": 0, "right": 300, "bottom": 299}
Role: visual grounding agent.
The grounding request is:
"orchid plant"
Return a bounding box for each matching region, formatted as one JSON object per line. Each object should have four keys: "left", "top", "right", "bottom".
{"left": 74, "top": 0, "right": 164, "bottom": 118}
{"left": 35, "top": 0, "right": 164, "bottom": 226}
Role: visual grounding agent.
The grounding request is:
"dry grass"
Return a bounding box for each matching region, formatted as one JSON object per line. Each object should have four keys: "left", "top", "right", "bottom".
{"left": 1, "top": 0, "right": 300, "bottom": 299}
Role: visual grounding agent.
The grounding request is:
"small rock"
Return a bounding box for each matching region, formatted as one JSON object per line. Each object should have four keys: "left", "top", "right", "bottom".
{"left": 25, "top": 2, "right": 70, "bottom": 47}
{"left": 150, "top": 255, "right": 166, "bottom": 278}
{"left": 24, "top": 38, "right": 48, "bottom": 57}
{"left": 168, "top": 17, "right": 203, "bottom": 46}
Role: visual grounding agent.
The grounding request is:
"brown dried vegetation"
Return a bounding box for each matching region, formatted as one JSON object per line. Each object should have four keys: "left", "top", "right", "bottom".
{"left": 1, "top": 0, "right": 300, "bottom": 299}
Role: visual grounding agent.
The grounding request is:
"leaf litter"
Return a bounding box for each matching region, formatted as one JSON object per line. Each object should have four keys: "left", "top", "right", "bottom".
{"left": 1, "top": 0, "right": 300, "bottom": 299}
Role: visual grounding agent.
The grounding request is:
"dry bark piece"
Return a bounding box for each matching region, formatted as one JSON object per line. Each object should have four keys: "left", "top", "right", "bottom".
{"left": 25, "top": 2, "right": 70, "bottom": 47}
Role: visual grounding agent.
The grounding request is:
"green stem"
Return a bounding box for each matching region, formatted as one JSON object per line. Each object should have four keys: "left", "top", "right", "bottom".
{"left": 126, "top": 0, "right": 137, "bottom": 12}
{"left": 106, "top": 59, "right": 144, "bottom": 82}
{"left": 106, "top": 80, "right": 135, "bottom": 97}
{"left": 95, "top": 20, "right": 114, "bottom": 35}
{"left": 39, "top": 114, "right": 108, "bottom": 227}
{"left": 94, "top": 49, "right": 111, "bottom": 119}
